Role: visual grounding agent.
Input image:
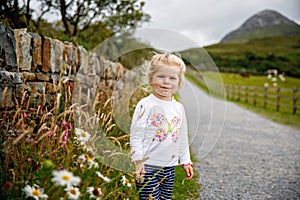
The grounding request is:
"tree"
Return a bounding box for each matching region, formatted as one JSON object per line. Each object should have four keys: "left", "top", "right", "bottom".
{"left": 0, "top": 0, "right": 30, "bottom": 28}
{"left": 0, "top": 0, "right": 150, "bottom": 40}
{"left": 0, "top": 0, "right": 52, "bottom": 30}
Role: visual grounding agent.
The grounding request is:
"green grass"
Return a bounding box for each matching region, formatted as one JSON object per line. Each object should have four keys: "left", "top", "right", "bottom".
{"left": 173, "top": 166, "right": 200, "bottom": 199}
{"left": 185, "top": 72, "right": 210, "bottom": 95}
{"left": 173, "top": 155, "right": 200, "bottom": 200}
{"left": 186, "top": 71, "right": 300, "bottom": 129}
{"left": 234, "top": 100, "right": 300, "bottom": 130}
{"left": 203, "top": 71, "right": 300, "bottom": 88}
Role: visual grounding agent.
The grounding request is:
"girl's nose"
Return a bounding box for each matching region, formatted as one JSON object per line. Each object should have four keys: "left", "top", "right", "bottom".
{"left": 163, "top": 78, "right": 170, "bottom": 84}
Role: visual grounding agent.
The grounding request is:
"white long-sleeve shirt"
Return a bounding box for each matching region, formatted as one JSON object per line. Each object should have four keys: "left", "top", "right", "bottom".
{"left": 130, "top": 94, "right": 192, "bottom": 167}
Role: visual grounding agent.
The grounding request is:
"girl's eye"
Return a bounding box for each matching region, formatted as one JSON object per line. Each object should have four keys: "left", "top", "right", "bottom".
{"left": 157, "top": 75, "right": 165, "bottom": 78}
{"left": 171, "top": 77, "right": 178, "bottom": 80}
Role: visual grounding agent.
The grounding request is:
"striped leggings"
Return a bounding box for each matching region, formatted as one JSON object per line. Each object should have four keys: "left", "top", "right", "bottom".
{"left": 136, "top": 165, "right": 175, "bottom": 200}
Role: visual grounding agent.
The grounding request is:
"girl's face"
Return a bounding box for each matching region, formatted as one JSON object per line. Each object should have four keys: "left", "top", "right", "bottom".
{"left": 150, "top": 65, "right": 180, "bottom": 101}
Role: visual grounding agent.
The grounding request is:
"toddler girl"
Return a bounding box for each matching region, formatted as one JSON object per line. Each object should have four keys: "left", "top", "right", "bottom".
{"left": 130, "top": 53, "right": 193, "bottom": 200}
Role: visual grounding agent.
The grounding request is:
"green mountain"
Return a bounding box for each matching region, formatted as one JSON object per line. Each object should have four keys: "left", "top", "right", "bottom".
{"left": 180, "top": 10, "right": 300, "bottom": 77}
{"left": 220, "top": 9, "right": 300, "bottom": 43}
{"left": 181, "top": 36, "right": 300, "bottom": 77}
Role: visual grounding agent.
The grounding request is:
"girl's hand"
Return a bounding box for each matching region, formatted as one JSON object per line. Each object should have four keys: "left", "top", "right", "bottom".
{"left": 135, "top": 162, "right": 145, "bottom": 183}
{"left": 182, "top": 164, "right": 194, "bottom": 180}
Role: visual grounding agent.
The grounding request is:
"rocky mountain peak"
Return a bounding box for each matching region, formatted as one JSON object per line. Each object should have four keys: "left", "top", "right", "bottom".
{"left": 242, "top": 9, "right": 298, "bottom": 30}
{"left": 220, "top": 9, "right": 300, "bottom": 43}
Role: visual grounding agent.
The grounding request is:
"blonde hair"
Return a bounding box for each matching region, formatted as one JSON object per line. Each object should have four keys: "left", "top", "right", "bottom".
{"left": 148, "top": 53, "right": 186, "bottom": 88}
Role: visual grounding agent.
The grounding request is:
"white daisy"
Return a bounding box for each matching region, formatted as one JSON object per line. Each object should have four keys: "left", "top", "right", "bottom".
{"left": 84, "top": 145, "right": 95, "bottom": 154}
{"left": 87, "top": 159, "right": 99, "bottom": 169}
{"left": 75, "top": 128, "right": 91, "bottom": 144}
{"left": 23, "top": 184, "right": 48, "bottom": 200}
{"left": 65, "top": 186, "right": 80, "bottom": 200}
{"left": 51, "top": 170, "right": 81, "bottom": 188}
{"left": 86, "top": 156, "right": 99, "bottom": 169}
{"left": 76, "top": 154, "right": 86, "bottom": 168}
{"left": 121, "top": 175, "right": 132, "bottom": 188}
{"left": 76, "top": 154, "right": 99, "bottom": 169}
{"left": 95, "top": 171, "right": 111, "bottom": 183}
{"left": 87, "top": 186, "right": 103, "bottom": 199}
{"left": 77, "top": 154, "right": 86, "bottom": 162}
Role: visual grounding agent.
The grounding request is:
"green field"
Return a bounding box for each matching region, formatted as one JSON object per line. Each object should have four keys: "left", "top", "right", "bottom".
{"left": 186, "top": 71, "right": 300, "bottom": 129}
{"left": 202, "top": 71, "right": 300, "bottom": 88}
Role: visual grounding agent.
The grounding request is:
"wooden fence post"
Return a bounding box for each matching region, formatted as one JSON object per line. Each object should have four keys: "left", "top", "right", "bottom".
{"left": 228, "top": 85, "right": 232, "bottom": 99}
{"left": 245, "top": 86, "right": 248, "bottom": 103}
{"left": 238, "top": 86, "right": 241, "bottom": 101}
{"left": 276, "top": 87, "right": 280, "bottom": 111}
{"left": 293, "top": 87, "right": 297, "bottom": 114}
{"left": 197, "top": 78, "right": 297, "bottom": 114}
{"left": 253, "top": 86, "right": 257, "bottom": 106}
{"left": 264, "top": 86, "right": 268, "bottom": 108}
{"left": 232, "top": 85, "right": 235, "bottom": 100}
{"left": 227, "top": 84, "right": 230, "bottom": 99}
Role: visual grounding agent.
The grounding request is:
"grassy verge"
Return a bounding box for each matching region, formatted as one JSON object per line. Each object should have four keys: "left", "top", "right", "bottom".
{"left": 173, "top": 155, "right": 200, "bottom": 199}
{"left": 185, "top": 73, "right": 209, "bottom": 94}
{"left": 233, "top": 100, "right": 300, "bottom": 129}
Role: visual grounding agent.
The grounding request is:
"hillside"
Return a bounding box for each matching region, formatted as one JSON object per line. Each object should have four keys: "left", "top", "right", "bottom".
{"left": 221, "top": 9, "right": 300, "bottom": 43}
{"left": 181, "top": 36, "right": 300, "bottom": 77}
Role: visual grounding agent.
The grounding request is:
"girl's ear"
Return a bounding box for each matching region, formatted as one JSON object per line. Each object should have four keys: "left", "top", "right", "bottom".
{"left": 149, "top": 76, "right": 154, "bottom": 85}
{"left": 149, "top": 80, "right": 153, "bottom": 87}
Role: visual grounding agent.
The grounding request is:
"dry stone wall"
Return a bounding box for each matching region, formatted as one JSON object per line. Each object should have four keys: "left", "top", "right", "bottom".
{"left": 0, "top": 23, "right": 125, "bottom": 109}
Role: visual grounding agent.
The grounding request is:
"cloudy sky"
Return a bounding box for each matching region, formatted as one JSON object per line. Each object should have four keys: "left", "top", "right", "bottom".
{"left": 134, "top": 0, "right": 300, "bottom": 51}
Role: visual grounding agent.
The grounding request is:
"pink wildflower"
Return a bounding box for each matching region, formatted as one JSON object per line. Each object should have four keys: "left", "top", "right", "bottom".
{"left": 62, "top": 120, "right": 68, "bottom": 126}
{"left": 47, "top": 131, "right": 53, "bottom": 138}
{"left": 23, "top": 113, "right": 31, "bottom": 118}
{"left": 62, "top": 129, "right": 69, "bottom": 147}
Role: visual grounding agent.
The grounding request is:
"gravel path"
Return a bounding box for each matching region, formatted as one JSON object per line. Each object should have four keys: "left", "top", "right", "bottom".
{"left": 179, "top": 81, "right": 300, "bottom": 200}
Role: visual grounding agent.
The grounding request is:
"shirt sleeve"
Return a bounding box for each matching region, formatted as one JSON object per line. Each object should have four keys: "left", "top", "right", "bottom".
{"left": 130, "top": 99, "right": 149, "bottom": 162}
{"left": 178, "top": 104, "right": 193, "bottom": 165}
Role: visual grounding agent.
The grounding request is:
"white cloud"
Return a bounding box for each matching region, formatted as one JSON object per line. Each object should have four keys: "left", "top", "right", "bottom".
{"left": 140, "top": 0, "right": 300, "bottom": 50}
{"left": 29, "top": 0, "right": 300, "bottom": 51}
